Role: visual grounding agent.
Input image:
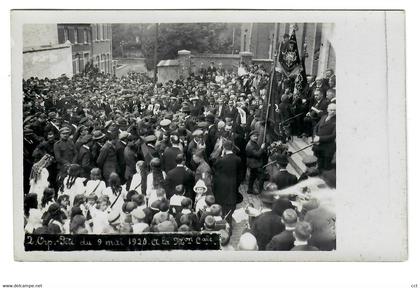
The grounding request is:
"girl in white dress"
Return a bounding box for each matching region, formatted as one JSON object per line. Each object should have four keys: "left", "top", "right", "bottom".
{"left": 85, "top": 168, "right": 106, "bottom": 198}
{"left": 29, "top": 154, "right": 53, "bottom": 204}
{"left": 59, "top": 164, "right": 86, "bottom": 205}
{"left": 103, "top": 172, "right": 127, "bottom": 214}
{"left": 129, "top": 160, "right": 147, "bottom": 195}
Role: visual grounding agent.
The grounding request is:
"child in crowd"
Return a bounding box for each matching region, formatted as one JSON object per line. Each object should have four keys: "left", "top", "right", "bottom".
{"left": 85, "top": 168, "right": 106, "bottom": 198}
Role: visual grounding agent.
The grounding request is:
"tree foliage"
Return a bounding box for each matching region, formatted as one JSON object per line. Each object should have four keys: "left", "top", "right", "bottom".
{"left": 112, "top": 23, "right": 241, "bottom": 70}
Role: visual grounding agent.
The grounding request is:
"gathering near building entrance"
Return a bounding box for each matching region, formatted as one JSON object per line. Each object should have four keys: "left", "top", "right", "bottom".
{"left": 22, "top": 22, "right": 336, "bottom": 251}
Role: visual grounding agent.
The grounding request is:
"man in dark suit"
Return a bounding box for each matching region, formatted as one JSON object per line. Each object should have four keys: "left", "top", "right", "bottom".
{"left": 222, "top": 100, "right": 238, "bottom": 122}
{"left": 76, "top": 135, "right": 94, "bottom": 178}
{"left": 96, "top": 135, "right": 119, "bottom": 183}
{"left": 246, "top": 130, "right": 266, "bottom": 194}
{"left": 265, "top": 208, "right": 298, "bottom": 251}
{"left": 213, "top": 140, "right": 241, "bottom": 224}
{"left": 207, "top": 61, "right": 217, "bottom": 74}
{"left": 161, "top": 135, "right": 182, "bottom": 173}
{"left": 115, "top": 131, "right": 128, "bottom": 182}
{"left": 250, "top": 191, "right": 285, "bottom": 251}
{"left": 290, "top": 221, "right": 320, "bottom": 251}
{"left": 204, "top": 113, "right": 218, "bottom": 159}
{"left": 123, "top": 135, "right": 138, "bottom": 183}
{"left": 303, "top": 89, "right": 329, "bottom": 137}
{"left": 270, "top": 153, "right": 298, "bottom": 190}
{"left": 164, "top": 154, "right": 195, "bottom": 199}
{"left": 312, "top": 103, "right": 336, "bottom": 171}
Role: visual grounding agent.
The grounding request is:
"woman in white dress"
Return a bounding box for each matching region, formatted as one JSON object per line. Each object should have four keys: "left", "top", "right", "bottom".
{"left": 146, "top": 158, "right": 166, "bottom": 206}
{"left": 129, "top": 160, "right": 147, "bottom": 195}
{"left": 29, "top": 154, "right": 53, "bottom": 204}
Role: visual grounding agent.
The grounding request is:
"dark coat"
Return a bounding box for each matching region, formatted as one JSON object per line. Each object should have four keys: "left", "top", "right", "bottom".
{"left": 245, "top": 139, "right": 264, "bottom": 168}
{"left": 213, "top": 153, "right": 241, "bottom": 205}
{"left": 265, "top": 229, "right": 295, "bottom": 251}
{"left": 313, "top": 115, "right": 336, "bottom": 158}
{"left": 222, "top": 105, "right": 238, "bottom": 121}
{"left": 53, "top": 139, "right": 77, "bottom": 172}
{"left": 164, "top": 165, "right": 195, "bottom": 199}
{"left": 271, "top": 169, "right": 298, "bottom": 190}
{"left": 124, "top": 146, "right": 137, "bottom": 181}
{"left": 251, "top": 210, "right": 285, "bottom": 251}
{"left": 162, "top": 146, "right": 182, "bottom": 173}
{"left": 205, "top": 124, "right": 218, "bottom": 158}
{"left": 76, "top": 145, "right": 94, "bottom": 178}
{"left": 115, "top": 140, "right": 126, "bottom": 179}
{"left": 96, "top": 141, "right": 119, "bottom": 181}
{"left": 309, "top": 98, "right": 329, "bottom": 120}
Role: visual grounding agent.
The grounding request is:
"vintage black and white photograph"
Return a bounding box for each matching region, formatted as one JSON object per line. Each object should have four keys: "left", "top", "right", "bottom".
{"left": 11, "top": 10, "right": 406, "bottom": 262}
{"left": 20, "top": 21, "right": 336, "bottom": 252}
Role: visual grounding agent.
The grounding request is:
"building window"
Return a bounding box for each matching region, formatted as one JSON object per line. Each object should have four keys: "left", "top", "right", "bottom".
{"left": 101, "top": 54, "right": 105, "bottom": 72}
{"left": 96, "top": 25, "right": 100, "bottom": 41}
{"left": 74, "top": 29, "right": 78, "bottom": 44}
{"left": 84, "top": 53, "right": 90, "bottom": 71}
{"left": 74, "top": 54, "right": 80, "bottom": 73}
{"left": 101, "top": 24, "right": 104, "bottom": 40}
{"left": 106, "top": 54, "right": 110, "bottom": 74}
{"left": 96, "top": 55, "right": 100, "bottom": 68}
{"left": 64, "top": 28, "right": 69, "bottom": 42}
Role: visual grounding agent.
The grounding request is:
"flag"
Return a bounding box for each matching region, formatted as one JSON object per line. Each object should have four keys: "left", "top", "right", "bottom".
{"left": 263, "top": 26, "right": 308, "bottom": 143}
{"left": 277, "top": 29, "right": 308, "bottom": 97}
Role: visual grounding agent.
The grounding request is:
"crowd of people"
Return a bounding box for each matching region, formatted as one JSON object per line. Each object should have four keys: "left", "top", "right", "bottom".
{"left": 22, "top": 58, "right": 336, "bottom": 251}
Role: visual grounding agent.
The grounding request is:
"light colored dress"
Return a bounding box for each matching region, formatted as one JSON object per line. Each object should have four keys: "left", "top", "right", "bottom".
{"left": 59, "top": 176, "right": 86, "bottom": 205}
{"left": 85, "top": 180, "right": 106, "bottom": 198}
{"left": 102, "top": 185, "right": 127, "bottom": 214}
{"left": 29, "top": 168, "right": 50, "bottom": 204}
{"left": 129, "top": 173, "right": 143, "bottom": 194}
{"left": 145, "top": 171, "right": 166, "bottom": 201}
